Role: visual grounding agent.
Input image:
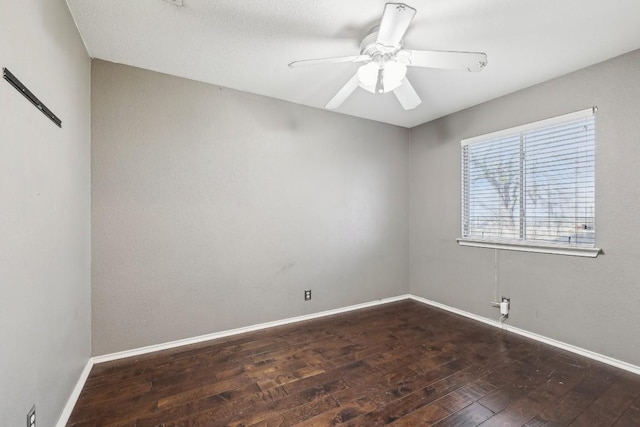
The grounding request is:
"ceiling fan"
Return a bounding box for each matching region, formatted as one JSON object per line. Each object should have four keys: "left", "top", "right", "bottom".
{"left": 288, "top": 3, "right": 488, "bottom": 110}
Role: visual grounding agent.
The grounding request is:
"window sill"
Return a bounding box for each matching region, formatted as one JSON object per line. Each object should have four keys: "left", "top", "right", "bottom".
{"left": 456, "top": 238, "right": 602, "bottom": 258}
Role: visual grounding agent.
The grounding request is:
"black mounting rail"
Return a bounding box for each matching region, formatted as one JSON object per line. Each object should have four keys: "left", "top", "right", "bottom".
{"left": 3, "top": 67, "right": 62, "bottom": 128}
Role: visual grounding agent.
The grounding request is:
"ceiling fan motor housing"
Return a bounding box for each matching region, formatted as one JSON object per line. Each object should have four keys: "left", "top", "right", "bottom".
{"left": 360, "top": 27, "right": 402, "bottom": 58}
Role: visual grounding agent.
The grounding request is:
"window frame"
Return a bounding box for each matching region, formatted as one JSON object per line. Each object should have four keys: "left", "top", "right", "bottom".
{"left": 457, "top": 108, "right": 601, "bottom": 258}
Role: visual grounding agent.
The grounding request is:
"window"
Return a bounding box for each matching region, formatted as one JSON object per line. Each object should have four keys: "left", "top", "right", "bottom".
{"left": 458, "top": 108, "right": 600, "bottom": 257}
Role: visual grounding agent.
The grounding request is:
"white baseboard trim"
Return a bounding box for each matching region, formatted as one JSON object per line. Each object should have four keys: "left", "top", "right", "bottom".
{"left": 409, "top": 295, "right": 640, "bottom": 376}
{"left": 92, "top": 294, "right": 412, "bottom": 364}
{"left": 56, "top": 358, "right": 94, "bottom": 427}
{"left": 56, "top": 296, "right": 410, "bottom": 425}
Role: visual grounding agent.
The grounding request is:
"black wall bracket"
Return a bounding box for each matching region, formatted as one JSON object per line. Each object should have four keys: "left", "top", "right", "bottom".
{"left": 3, "top": 67, "right": 62, "bottom": 128}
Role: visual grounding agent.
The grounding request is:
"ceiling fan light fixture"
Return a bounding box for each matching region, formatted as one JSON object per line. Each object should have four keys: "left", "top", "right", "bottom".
{"left": 382, "top": 60, "right": 407, "bottom": 92}
{"left": 357, "top": 62, "right": 379, "bottom": 88}
{"left": 357, "top": 60, "right": 407, "bottom": 94}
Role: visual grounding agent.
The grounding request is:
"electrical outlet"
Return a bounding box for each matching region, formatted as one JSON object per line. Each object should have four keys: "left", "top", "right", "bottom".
{"left": 304, "top": 290, "right": 311, "bottom": 301}
{"left": 27, "top": 405, "right": 35, "bottom": 427}
{"left": 500, "top": 297, "right": 510, "bottom": 316}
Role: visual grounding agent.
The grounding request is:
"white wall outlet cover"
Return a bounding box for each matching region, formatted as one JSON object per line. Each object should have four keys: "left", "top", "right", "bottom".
{"left": 27, "top": 405, "right": 36, "bottom": 427}
{"left": 500, "top": 301, "right": 509, "bottom": 315}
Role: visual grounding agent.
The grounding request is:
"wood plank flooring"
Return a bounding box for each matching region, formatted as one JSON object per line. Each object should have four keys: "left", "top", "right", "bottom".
{"left": 67, "top": 300, "right": 640, "bottom": 426}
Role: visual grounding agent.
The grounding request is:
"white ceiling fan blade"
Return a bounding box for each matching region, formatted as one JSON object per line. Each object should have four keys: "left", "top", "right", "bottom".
{"left": 288, "top": 55, "right": 369, "bottom": 68}
{"left": 326, "top": 73, "right": 360, "bottom": 109}
{"left": 393, "top": 78, "right": 421, "bottom": 110}
{"left": 376, "top": 3, "right": 416, "bottom": 48}
{"left": 403, "top": 49, "right": 488, "bottom": 72}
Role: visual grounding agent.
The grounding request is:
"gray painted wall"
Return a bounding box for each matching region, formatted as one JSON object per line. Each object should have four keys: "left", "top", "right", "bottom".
{"left": 410, "top": 49, "right": 640, "bottom": 366}
{"left": 91, "top": 60, "right": 410, "bottom": 355}
{"left": 0, "top": 0, "right": 91, "bottom": 425}
{"left": 3, "top": 1, "right": 638, "bottom": 419}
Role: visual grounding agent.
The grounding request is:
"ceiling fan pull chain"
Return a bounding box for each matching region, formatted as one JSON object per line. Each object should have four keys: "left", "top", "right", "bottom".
{"left": 376, "top": 68, "right": 385, "bottom": 94}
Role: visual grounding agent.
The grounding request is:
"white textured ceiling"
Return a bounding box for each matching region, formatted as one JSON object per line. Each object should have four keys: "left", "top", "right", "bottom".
{"left": 66, "top": 0, "right": 640, "bottom": 128}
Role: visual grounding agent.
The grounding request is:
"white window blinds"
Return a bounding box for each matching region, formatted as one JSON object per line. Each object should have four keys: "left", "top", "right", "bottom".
{"left": 461, "top": 108, "right": 596, "bottom": 248}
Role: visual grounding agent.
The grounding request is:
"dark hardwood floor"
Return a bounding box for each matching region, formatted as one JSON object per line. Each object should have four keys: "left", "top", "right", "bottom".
{"left": 68, "top": 300, "right": 640, "bottom": 426}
